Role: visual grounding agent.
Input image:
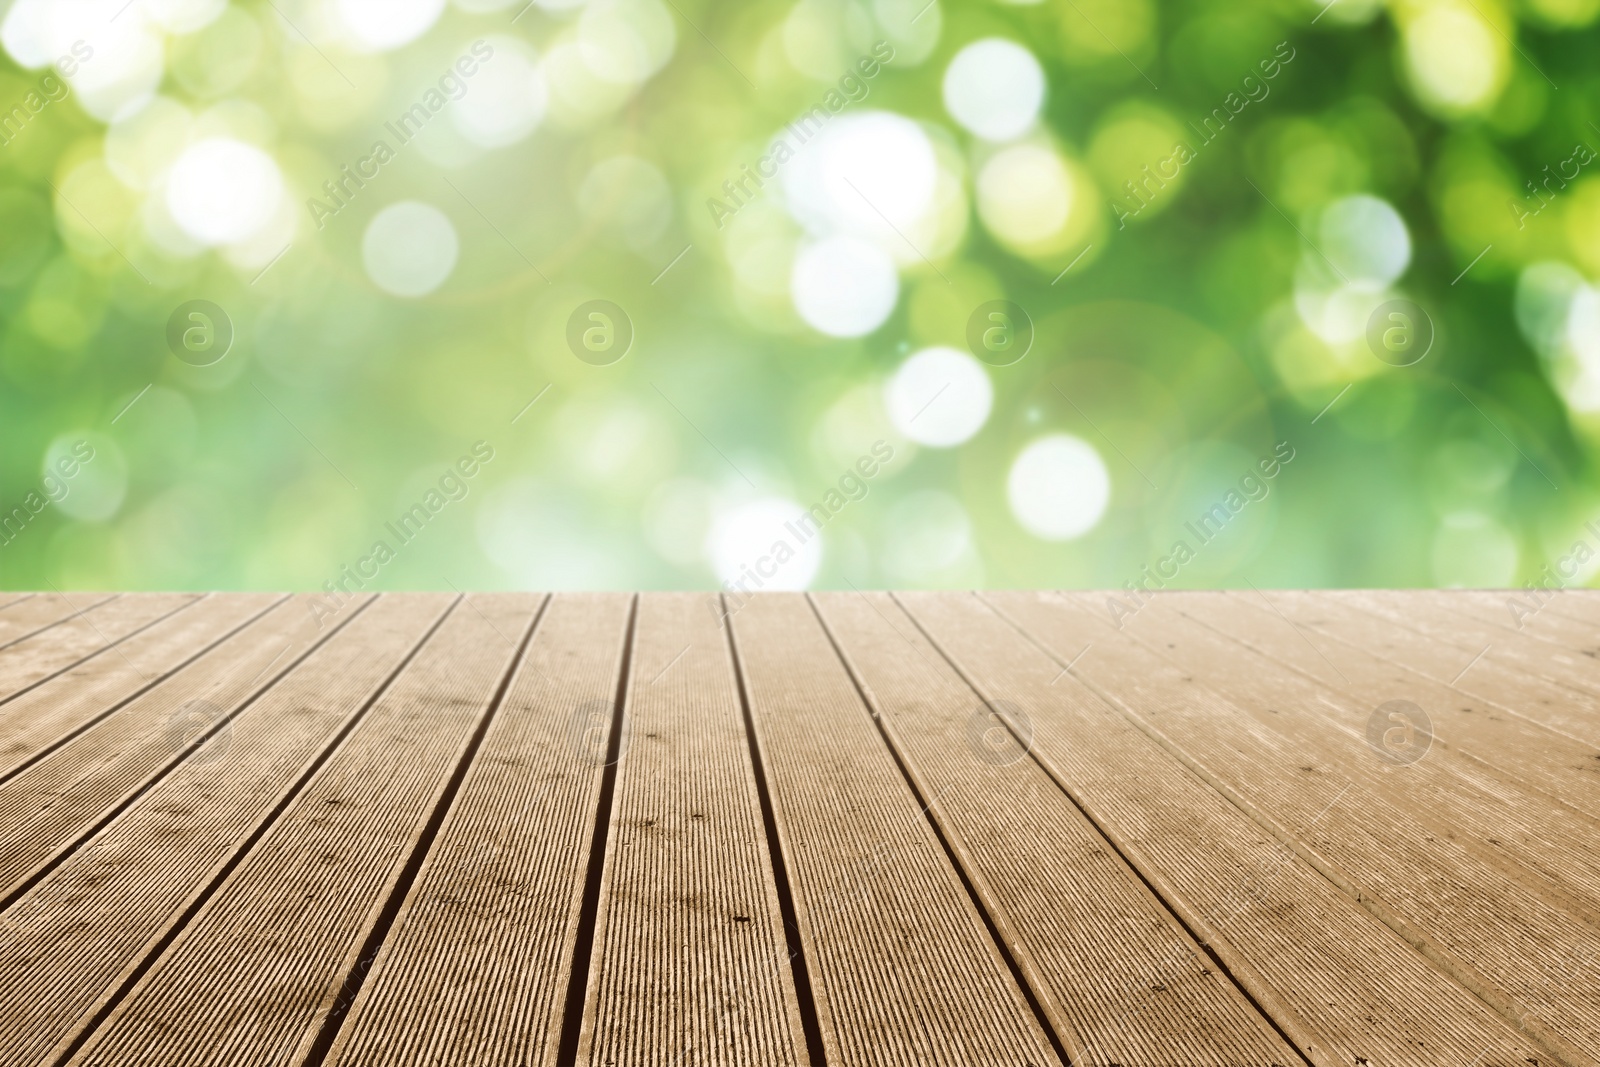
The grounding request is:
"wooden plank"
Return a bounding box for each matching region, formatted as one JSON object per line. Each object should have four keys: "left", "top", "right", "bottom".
{"left": 1254, "top": 588, "right": 1600, "bottom": 771}
{"left": 0, "top": 593, "right": 34, "bottom": 612}
{"left": 1507, "top": 588, "right": 1600, "bottom": 633}
{"left": 62, "top": 594, "right": 543, "bottom": 1067}
{"left": 0, "top": 593, "right": 285, "bottom": 778}
{"left": 0, "top": 594, "right": 374, "bottom": 901}
{"left": 1334, "top": 589, "right": 1600, "bottom": 712}
{"left": 905, "top": 591, "right": 1549, "bottom": 1067}
{"left": 1323, "top": 587, "right": 1598, "bottom": 669}
{"left": 1510, "top": 588, "right": 1600, "bottom": 630}
{"left": 323, "top": 593, "right": 634, "bottom": 1067}
{"left": 812, "top": 591, "right": 1298, "bottom": 1067}
{"left": 1123, "top": 591, "right": 1600, "bottom": 922}
{"left": 0, "top": 593, "right": 198, "bottom": 703}
{"left": 731, "top": 593, "right": 1062, "bottom": 1066}
{"left": 578, "top": 592, "right": 809, "bottom": 1067}
{"left": 0, "top": 593, "right": 116, "bottom": 651}
{"left": 997, "top": 590, "right": 1600, "bottom": 1067}
{"left": 1268, "top": 588, "right": 1600, "bottom": 750}
{"left": 1391, "top": 588, "right": 1600, "bottom": 653}
{"left": 0, "top": 588, "right": 1594, "bottom": 1065}
{"left": 0, "top": 594, "right": 454, "bottom": 1067}
{"left": 1168, "top": 590, "right": 1600, "bottom": 822}
{"left": 1321, "top": 590, "right": 1600, "bottom": 740}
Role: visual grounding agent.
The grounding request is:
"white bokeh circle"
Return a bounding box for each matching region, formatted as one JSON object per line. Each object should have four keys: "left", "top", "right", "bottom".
{"left": 452, "top": 35, "right": 549, "bottom": 148}
{"left": 3, "top": 1, "right": 165, "bottom": 120}
{"left": 885, "top": 346, "right": 993, "bottom": 447}
{"left": 791, "top": 236, "right": 899, "bottom": 337}
{"left": 1319, "top": 195, "right": 1411, "bottom": 288}
{"left": 781, "top": 111, "right": 937, "bottom": 241}
{"left": 362, "top": 201, "right": 460, "bottom": 297}
{"left": 578, "top": 0, "right": 677, "bottom": 86}
{"left": 46, "top": 433, "right": 128, "bottom": 523}
{"left": 706, "top": 497, "right": 823, "bottom": 591}
{"left": 942, "top": 38, "right": 1045, "bottom": 142}
{"left": 1007, "top": 434, "right": 1111, "bottom": 540}
{"left": 976, "top": 142, "right": 1074, "bottom": 249}
{"left": 335, "top": 0, "right": 447, "bottom": 52}
{"left": 165, "top": 138, "right": 284, "bottom": 246}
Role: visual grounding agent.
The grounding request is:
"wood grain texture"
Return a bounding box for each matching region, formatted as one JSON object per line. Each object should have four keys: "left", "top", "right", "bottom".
{"left": 0, "top": 593, "right": 196, "bottom": 702}
{"left": 0, "top": 593, "right": 116, "bottom": 652}
{"left": 0, "top": 593, "right": 284, "bottom": 780}
{"left": 578, "top": 592, "right": 810, "bottom": 1067}
{"left": 65, "top": 594, "right": 540, "bottom": 1067}
{"left": 326, "top": 592, "right": 634, "bottom": 1067}
{"left": 732, "top": 593, "right": 1061, "bottom": 1067}
{"left": 1317, "top": 589, "right": 1600, "bottom": 744}
{"left": 0, "top": 591, "right": 1592, "bottom": 1067}
{"left": 942, "top": 591, "right": 1552, "bottom": 1067}
{"left": 0, "top": 593, "right": 371, "bottom": 903}
{"left": 1164, "top": 590, "right": 1600, "bottom": 818}
{"left": 1008, "top": 590, "right": 1599, "bottom": 1067}
{"left": 0, "top": 594, "right": 452, "bottom": 1067}
{"left": 815, "top": 590, "right": 1303, "bottom": 1067}
{"left": 1162, "top": 591, "right": 1600, "bottom": 913}
{"left": 1383, "top": 588, "right": 1600, "bottom": 661}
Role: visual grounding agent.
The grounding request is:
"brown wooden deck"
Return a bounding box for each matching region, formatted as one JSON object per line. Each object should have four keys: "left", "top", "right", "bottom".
{"left": 0, "top": 589, "right": 1595, "bottom": 1067}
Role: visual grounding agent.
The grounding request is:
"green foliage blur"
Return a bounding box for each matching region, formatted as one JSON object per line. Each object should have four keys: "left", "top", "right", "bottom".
{"left": 3, "top": 0, "right": 1600, "bottom": 594}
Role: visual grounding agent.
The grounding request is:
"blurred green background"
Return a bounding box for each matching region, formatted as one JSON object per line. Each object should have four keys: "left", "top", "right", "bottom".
{"left": 2, "top": 0, "right": 1599, "bottom": 594}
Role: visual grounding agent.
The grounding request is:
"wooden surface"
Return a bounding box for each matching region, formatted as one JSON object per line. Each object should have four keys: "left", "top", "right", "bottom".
{"left": 0, "top": 590, "right": 1595, "bottom": 1067}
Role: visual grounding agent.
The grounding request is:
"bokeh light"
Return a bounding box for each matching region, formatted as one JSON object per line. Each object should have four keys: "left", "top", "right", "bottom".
{"left": 707, "top": 497, "right": 823, "bottom": 592}
{"left": 0, "top": 0, "right": 1596, "bottom": 596}
{"left": 885, "top": 346, "right": 992, "bottom": 447}
{"left": 782, "top": 111, "right": 937, "bottom": 246}
{"left": 942, "top": 38, "right": 1044, "bottom": 143}
{"left": 362, "top": 201, "right": 460, "bottom": 297}
{"left": 791, "top": 235, "right": 899, "bottom": 337}
{"left": 452, "top": 34, "right": 548, "bottom": 147}
{"left": 1007, "top": 434, "right": 1111, "bottom": 541}
{"left": 335, "top": 0, "right": 448, "bottom": 53}
{"left": 165, "top": 137, "right": 283, "bottom": 245}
